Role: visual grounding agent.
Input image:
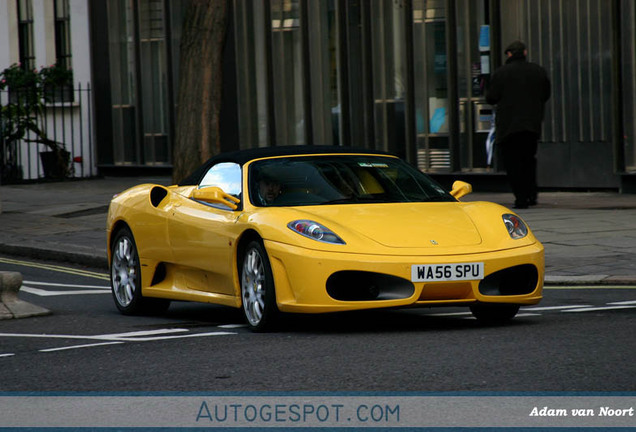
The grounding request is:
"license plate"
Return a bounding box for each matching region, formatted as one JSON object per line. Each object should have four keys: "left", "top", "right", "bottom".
{"left": 411, "top": 262, "right": 484, "bottom": 282}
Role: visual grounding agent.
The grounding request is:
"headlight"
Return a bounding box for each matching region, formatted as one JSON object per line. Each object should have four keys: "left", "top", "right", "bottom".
{"left": 503, "top": 214, "right": 528, "bottom": 239}
{"left": 288, "top": 220, "right": 345, "bottom": 244}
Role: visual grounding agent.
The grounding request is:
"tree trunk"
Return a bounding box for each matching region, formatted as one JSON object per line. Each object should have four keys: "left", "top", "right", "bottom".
{"left": 172, "top": 0, "right": 229, "bottom": 183}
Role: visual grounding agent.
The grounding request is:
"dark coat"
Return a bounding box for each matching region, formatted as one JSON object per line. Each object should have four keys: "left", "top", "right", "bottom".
{"left": 486, "top": 55, "right": 551, "bottom": 144}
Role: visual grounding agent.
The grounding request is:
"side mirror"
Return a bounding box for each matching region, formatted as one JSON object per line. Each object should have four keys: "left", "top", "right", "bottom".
{"left": 191, "top": 186, "right": 240, "bottom": 210}
{"left": 450, "top": 180, "right": 472, "bottom": 199}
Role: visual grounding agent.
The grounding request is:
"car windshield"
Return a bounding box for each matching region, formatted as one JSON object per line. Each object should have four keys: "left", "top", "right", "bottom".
{"left": 249, "top": 155, "right": 455, "bottom": 207}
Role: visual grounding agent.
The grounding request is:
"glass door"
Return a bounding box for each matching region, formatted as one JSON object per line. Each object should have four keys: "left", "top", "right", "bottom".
{"left": 369, "top": 0, "right": 408, "bottom": 155}
{"left": 413, "top": 0, "right": 492, "bottom": 172}
{"left": 456, "top": 0, "right": 492, "bottom": 171}
{"left": 413, "top": 0, "right": 451, "bottom": 171}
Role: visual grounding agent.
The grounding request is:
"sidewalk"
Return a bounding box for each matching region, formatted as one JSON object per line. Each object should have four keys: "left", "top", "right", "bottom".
{"left": 1, "top": 177, "right": 636, "bottom": 285}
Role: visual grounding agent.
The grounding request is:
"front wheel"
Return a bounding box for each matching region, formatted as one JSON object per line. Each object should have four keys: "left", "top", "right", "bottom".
{"left": 240, "top": 240, "right": 279, "bottom": 331}
{"left": 470, "top": 303, "right": 520, "bottom": 324}
{"left": 110, "top": 226, "right": 169, "bottom": 315}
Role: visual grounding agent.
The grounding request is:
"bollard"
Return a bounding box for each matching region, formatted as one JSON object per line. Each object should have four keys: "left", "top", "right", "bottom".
{"left": 0, "top": 271, "right": 51, "bottom": 319}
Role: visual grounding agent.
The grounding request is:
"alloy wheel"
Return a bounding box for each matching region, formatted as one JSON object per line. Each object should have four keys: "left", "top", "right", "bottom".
{"left": 111, "top": 235, "right": 138, "bottom": 308}
{"left": 241, "top": 247, "right": 266, "bottom": 327}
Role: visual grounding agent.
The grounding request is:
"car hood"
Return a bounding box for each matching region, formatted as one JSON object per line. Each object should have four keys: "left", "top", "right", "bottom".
{"left": 293, "top": 202, "right": 483, "bottom": 248}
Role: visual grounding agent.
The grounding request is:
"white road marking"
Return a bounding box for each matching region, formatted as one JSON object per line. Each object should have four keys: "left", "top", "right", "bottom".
{"left": 21, "top": 286, "right": 110, "bottom": 296}
{"left": 0, "top": 332, "right": 111, "bottom": 340}
{"left": 428, "top": 302, "right": 634, "bottom": 317}
{"left": 0, "top": 327, "right": 238, "bottom": 354}
{"left": 562, "top": 305, "right": 636, "bottom": 313}
{"left": 219, "top": 324, "right": 248, "bottom": 329}
{"left": 522, "top": 305, "right": 592, "bottom": 311}
{"left": 24, "top": 280, "right": 110, "bottom": 289}
{"left": 0, "top": 353, "right": 15, "bottom": 358}
{"left": 99, "top": 329, "right": 189, "bottom": 339}
{"left": 95, "top": 328, "right": 236, "bottom": 342}
{"left": 117, "top": 331, "right": 236, "bottom": 342}
{"left": 428, "top": 311, "right": 539, "bottom": 318}
{"left": 0, "top": 329, "right": 185, "bottom": 340}
{"left": 21, "top": 280, "right": 110, "bottom": 297}
{"left": 40, "top": 342, "right": 124, "bottom": 352}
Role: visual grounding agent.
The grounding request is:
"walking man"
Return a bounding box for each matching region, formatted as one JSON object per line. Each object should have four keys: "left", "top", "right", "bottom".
{"left": 486, "top": 40, "right": 551, "bottom": 209}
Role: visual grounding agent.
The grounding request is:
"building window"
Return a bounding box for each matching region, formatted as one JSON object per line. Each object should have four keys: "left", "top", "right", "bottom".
{"left": 621, "top": 0, "right": 636, "bottom": 171}
{"left": 108, "top": 0, "right": 138, "bottom": 164}
{"left": 139, "top": 0, "right": 171, "bottom": 164}
{"left": 270, "top": 0, "right": 306, "bottom": 146}
{"left": 54, "top": 0, "right": 72, "bottom": 70}
{"left": 16, "top": 0, "right": 35, "bottom": 71}
{"left": 107, "top": 0, "right": 174, "bottom": 166}
{"left": 234, "top": 0, "right": 269, "bottom": 149}
{"left": 370, "top": 0, "right": 408, "bottom": 155}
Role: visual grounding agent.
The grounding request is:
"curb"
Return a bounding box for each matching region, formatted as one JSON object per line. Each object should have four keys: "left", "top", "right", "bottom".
{"left": 0, "top": 242, "right": 108, "bottom": 270}
{"left": 545, "top": 275, "right": 636, "bottom": 286}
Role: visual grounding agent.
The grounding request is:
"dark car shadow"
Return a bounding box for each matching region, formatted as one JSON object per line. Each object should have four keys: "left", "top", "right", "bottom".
{"left": 278, "top": 308, "right": 538, "bottom": 333}
{"left": 158, "top": 303, "right": 539, "bottom": 333}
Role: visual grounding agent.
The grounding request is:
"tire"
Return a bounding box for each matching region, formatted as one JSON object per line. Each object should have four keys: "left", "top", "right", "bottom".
{"left": 110, "top": 226, "right": 170, "bottom": 315}
{"left": 240, "top": 240, "right": 279, "bottom": 331}
{"left": 470, "top": 303, "right": 520, "bottom": 324}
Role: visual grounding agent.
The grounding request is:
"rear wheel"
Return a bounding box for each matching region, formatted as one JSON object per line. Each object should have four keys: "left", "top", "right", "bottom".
{"left": 470, "top": 303, "right": 520, "bottom": 324}
{"left": 110, "top": 226, "right": 169, "bottom": 315}
{"left": 240, "top": 240, "right": 278, "bottom": 331}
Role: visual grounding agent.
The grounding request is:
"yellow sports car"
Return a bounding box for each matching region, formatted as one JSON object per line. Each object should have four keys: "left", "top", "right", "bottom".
{"left": 107, "top": 146, "right": 543, "bottom": 331}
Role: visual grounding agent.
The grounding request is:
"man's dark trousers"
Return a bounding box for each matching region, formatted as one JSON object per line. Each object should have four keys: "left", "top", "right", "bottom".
{"left": 501, "top": 131, "right": 538, "bottom": 208}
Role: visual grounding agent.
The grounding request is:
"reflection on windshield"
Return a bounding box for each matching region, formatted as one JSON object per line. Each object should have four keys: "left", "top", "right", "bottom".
{"left": 249, "top": 156, "right": 454, "bottom": 207}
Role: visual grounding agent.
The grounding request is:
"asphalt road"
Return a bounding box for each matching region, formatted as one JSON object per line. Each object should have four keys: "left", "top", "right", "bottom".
{"left": 1, "top": 254, "right": 635, "bottom": 393}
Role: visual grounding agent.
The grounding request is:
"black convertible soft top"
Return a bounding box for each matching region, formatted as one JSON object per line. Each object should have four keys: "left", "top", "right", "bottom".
{"left": 178, "top": 145, "right": 393, "bottom": 186}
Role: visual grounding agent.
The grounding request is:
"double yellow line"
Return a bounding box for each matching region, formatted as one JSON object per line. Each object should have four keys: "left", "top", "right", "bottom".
{"left": 0, "top": 257, "right": 109, "bottom": 281}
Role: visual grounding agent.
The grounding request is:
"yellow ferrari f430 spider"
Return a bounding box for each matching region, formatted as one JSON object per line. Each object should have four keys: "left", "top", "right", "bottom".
{"left": 107, "top": 146, "right": 543, "bottom": 331}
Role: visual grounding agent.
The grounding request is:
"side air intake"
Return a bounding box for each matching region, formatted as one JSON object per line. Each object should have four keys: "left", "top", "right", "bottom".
{"left": 150, "top": 186, "right": 168, "bottom": 207}
{"left": 478, "top": 264, "right": 539, "bottom": 296}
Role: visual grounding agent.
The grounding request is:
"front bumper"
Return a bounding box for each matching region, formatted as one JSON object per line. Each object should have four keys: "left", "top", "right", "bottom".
{"left": 264, "top": 240, "right": 544, "bottom": 313}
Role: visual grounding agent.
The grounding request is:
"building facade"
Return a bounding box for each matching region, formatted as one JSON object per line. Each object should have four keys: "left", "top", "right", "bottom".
{"left": 89, "top": 0, "right": 636, "bottom": 191}
{"left": 0, "top": 0, "right": 95, "bottom": 182}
